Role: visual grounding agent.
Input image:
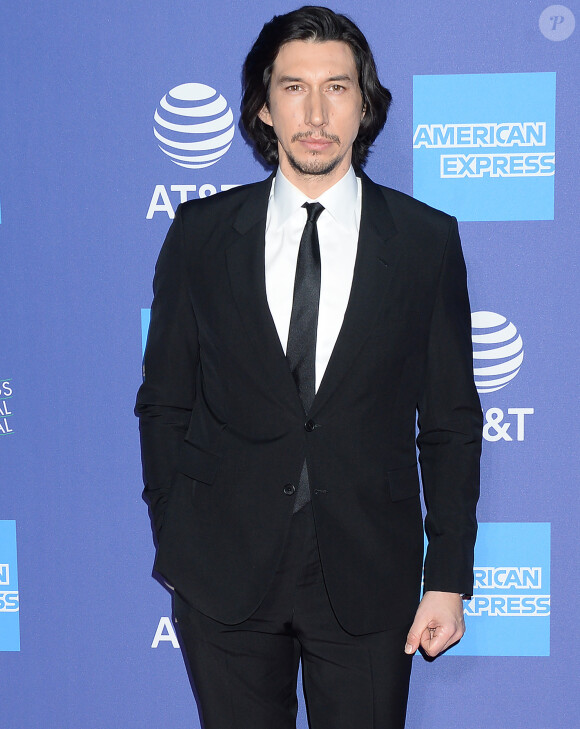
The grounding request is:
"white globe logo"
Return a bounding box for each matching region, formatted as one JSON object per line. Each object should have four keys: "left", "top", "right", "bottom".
{"left": 154, "top": 83, "right": 235, "bottom": 169}
{"left": 471, "top": 311, "right": 524, "bottom": 394}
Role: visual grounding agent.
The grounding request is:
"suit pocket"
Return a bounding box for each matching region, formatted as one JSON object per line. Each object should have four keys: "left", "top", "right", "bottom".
{"left": 386, "top": 464, "right": 420, "bottom": 502}
{"left": 176, "top": 439, "right": 221, "bottom": 485}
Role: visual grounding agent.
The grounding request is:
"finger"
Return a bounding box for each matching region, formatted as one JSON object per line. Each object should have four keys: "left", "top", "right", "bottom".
{"left": 421, "top": 624, "right": 463, "bottom": 657}
{"left": 404, "top": 622, "right": 424, "bottom": 654}
{"left": 420, "top": 627, "right": 445, "bottom": 656}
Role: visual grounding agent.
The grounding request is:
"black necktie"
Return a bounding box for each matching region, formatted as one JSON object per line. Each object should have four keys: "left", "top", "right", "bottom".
{"left": 286, "top": 202, "right": 324, "bottom": 512}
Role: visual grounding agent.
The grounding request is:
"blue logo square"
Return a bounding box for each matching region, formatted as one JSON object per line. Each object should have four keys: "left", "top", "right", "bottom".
{"left": 0, "top": 520, "right": 20, "bottom": 651}
{"left": 141, "top": 308, "right": 151, "bottom": 357}
{"left": 443, "top": 523, "right": 551, "bottom": 657}
{"left": 413, "top": 73, "right": 556, "bottom": 221}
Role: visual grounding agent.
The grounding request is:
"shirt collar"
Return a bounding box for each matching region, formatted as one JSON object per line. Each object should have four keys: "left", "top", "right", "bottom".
{"left": 269, "top": 166, "right": 359, "bottom": 231}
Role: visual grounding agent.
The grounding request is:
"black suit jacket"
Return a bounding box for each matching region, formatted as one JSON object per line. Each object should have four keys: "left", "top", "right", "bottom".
{"left": 136, "top": 173, "right": 482, "bottom": 635}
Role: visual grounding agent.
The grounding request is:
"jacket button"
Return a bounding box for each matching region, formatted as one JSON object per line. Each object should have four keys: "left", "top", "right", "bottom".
{"left": 283, "top": 484, "right": 295, "bottom": 495}
{"left": 304, "top": 419, "right": 316, "bottom": 432}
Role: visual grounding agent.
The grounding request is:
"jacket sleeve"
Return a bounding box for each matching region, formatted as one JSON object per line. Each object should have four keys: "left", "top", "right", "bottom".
{"left": 135, "top": 204, "right": 199, "bottom": 539}
{"left": 417, "top": 217, "right": 482, "bottom": 596}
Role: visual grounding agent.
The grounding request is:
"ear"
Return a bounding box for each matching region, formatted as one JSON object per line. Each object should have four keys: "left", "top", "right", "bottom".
{"left": 361, "top": 102, "right": 367, "bottom": 120}
{"left": 258, "top": 104, "right": 273, "bottom": 127}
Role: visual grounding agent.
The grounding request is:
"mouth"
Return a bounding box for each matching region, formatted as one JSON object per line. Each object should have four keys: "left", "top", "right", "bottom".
{"left": 292, "top": 132, "right": 340, "bottom": 152}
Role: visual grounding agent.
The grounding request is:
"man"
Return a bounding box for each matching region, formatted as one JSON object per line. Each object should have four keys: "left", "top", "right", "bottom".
{"left": 136, "top": 6, "right": 482, "bottom": 729}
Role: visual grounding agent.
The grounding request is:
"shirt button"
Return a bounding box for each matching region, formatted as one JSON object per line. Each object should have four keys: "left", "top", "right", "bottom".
{"left": 283, "top": 484, "right": 295, "bottom": 495}
{"left": 304, "top": 420, "right": 316, "bottom": 432}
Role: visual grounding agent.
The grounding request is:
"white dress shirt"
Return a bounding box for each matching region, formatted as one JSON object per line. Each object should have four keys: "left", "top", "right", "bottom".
{"left": 265, "top": 167, "right": 362, "bottom": 391}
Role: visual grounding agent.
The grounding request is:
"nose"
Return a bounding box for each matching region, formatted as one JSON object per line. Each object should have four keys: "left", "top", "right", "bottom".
{"left": 305, "top": 90, "right": 327, "bottom": 128}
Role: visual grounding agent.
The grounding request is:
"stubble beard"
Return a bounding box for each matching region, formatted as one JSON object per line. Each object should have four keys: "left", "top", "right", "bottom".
{"left": 285, "top": 150, "right": 344, "bottom": 177}
{"left": 283, "top": 131, "right": 346, "bottom": 177}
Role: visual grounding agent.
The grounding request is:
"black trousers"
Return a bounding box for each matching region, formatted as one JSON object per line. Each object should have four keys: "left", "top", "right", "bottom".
{"left": 173, "top": 503, "right": 413, "bottom": 729}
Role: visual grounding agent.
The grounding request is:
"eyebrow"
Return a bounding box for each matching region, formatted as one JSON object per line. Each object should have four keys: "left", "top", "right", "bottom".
{"left": 277, "top": 74, "right": 354, "bottom": 84}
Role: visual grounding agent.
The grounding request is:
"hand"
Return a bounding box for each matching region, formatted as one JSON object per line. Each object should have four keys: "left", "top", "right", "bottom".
{"left": 404, "top": 591, "right": 465, "bottom": 657}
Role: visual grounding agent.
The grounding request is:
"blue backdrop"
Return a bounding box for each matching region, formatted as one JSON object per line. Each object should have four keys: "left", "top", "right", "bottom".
{"left": 1, "top": 1, "right": 578, "bottom": 727}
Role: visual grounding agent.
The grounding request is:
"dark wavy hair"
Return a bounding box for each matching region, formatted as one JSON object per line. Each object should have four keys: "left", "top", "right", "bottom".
{"left": 241, "top": 6, "right": 392, "bottom": 170}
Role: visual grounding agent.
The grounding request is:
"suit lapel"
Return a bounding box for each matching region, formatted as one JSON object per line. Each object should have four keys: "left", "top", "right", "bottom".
{"left": 310, "top": 174, "right": 401, "bottom": 417}
{"left": 225, "top": 175, "right": 304, "bottom": 413}
{"left": 224, "top": 173, "right": 402, "bottom": 417}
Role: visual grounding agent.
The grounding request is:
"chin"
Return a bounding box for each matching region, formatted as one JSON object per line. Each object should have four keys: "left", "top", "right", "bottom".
{"left": 287, "top": 152, "right": 343, "bottom": 177}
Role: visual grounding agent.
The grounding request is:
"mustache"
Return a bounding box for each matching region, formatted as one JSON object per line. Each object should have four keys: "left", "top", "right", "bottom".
{"left": 291, "top": 131, "right": 340, "bottom": 144}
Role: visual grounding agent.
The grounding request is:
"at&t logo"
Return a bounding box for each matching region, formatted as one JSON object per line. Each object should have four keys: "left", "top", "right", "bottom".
{"left": 472, "top": 310, "right": 523, "bottom": 393}
{"left": 147, "top": 82, "right": 240, "bottom": 219}
{"left": 154, "top": 82, "right": 235, "bottom": 169}
{"left": 471, "top": 311, "right": 534, "bottom": 442}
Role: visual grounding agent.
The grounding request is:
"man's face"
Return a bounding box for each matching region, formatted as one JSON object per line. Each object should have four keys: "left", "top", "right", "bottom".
{"left": 258, "top": 39, "right": 365, "bottom": 185}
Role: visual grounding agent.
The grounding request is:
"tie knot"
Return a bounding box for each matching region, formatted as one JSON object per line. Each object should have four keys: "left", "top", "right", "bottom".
{"left": 302, "top": 202, "right": 324, "bottom": 225}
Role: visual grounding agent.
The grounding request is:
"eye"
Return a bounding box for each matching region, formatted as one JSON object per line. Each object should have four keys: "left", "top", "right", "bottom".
{"left": 285, "top": 84, "right": 302, "bottom": 92}
{"left": 328, "top": 84, "right": 345, "bottom": 93}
